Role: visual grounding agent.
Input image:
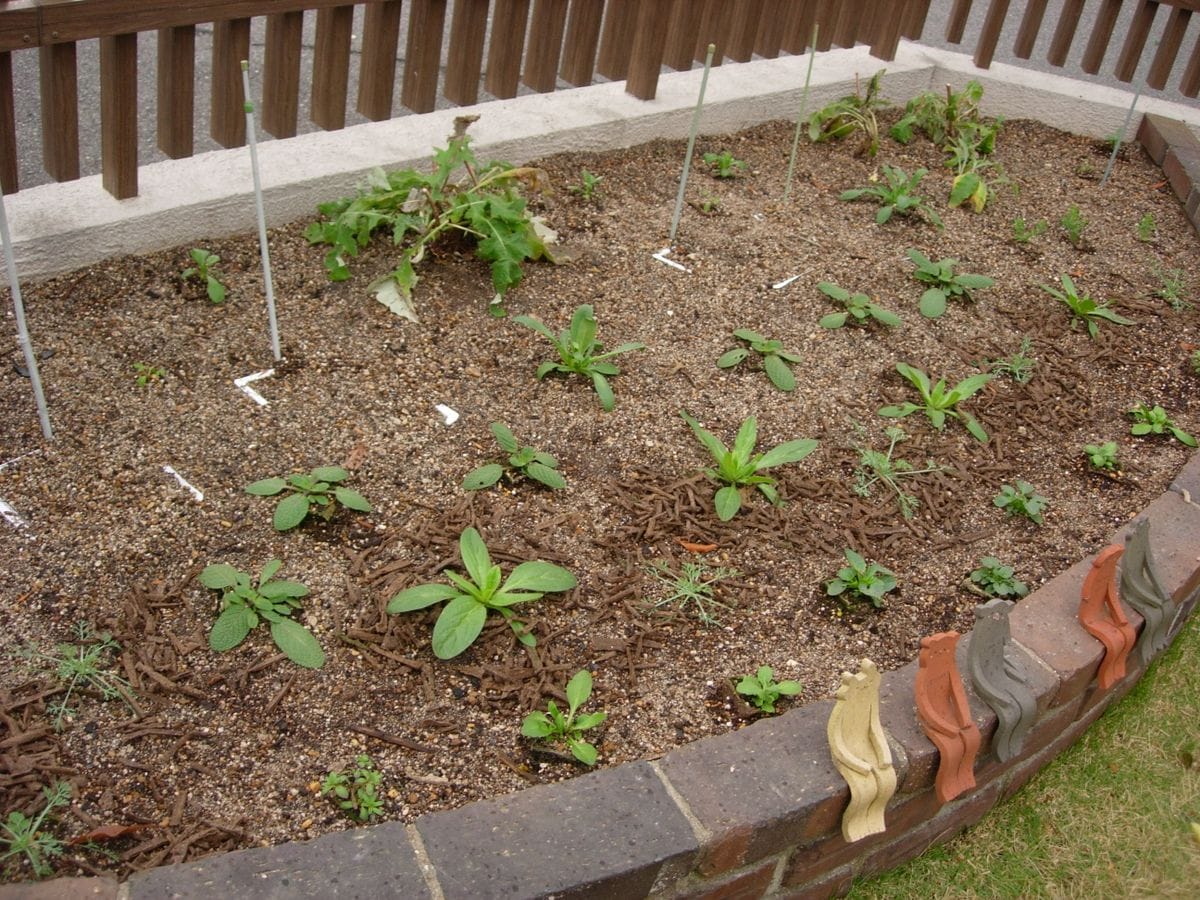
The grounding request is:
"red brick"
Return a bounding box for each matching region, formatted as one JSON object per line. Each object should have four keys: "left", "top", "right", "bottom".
{"left": 673, "top": 857, "right": 778, "bottom": 900}
{"left": 775, "top": 864, "right": 854, "bottom": 900}
{"left": 1136, "top": 113, "right": 1179, "bottom": 164}
{"left": 1165, "top": 146, "right": 1200, "bottom": 204}
{"left": 659, "top": 700, "right": 853, "bottom": 875}
{"left": 999, "top": 699, "right": 1110, "bottom": 802}
{"left": 974, "top": 696, "right": 1084, "bottom": 788}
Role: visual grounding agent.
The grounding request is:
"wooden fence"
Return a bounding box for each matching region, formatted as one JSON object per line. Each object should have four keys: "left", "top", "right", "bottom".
{"left": 0, "top": 1, "right": 1196, "bottom": 200}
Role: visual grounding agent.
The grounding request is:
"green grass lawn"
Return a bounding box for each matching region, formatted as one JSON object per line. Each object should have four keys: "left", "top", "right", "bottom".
{"left": 850, "top": 609, "right": 1200, "bottom": 899}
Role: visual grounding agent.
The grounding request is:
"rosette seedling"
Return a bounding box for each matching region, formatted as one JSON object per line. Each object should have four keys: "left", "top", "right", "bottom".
{"left": 1039, "top": 275, "right": 1132, "bottom": 339}
{"left": 826, "top": 549, "right": 897, "bottom": 608}
{"left": 387, "top": 527, "right": 576, "bottom": 659}
{"left": 906, "top": 249, "right": 994, "bottom": 319}
{"left": 521, "top": 669, "right": 607, "bottom": 765}
{"left": 245, "top": 466, "right": 372, "bottom": 531}
{"left": 878, "top": 363, "right": 992, "bottom": 442}
{"left": 736, "top": 666, "right": 802, "bottom": 714}
{"left": 681, "top": 411, "right": 818, "bottom": 521}
{"left": 716, "top": 329, "right": 803, "bottom": 391}
{"left": 462, "top": 422, "right": 565, "bottom": 491}
{"left": 840, "top": 166, "right": 942, "bottom": 228}
{"left": 817, "top": 282, "right": 902, "bottom": 329}
{"left": 1129, "top": 404, "right": 1197, "bottom": 447}
{"left": 198, "top": 560, "right": 325, "bottom": 669}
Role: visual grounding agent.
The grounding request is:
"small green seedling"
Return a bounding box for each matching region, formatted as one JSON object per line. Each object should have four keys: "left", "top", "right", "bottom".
{"left": 1060, "top": 205, "right": 1088, "bottom": 248}
{"left": 1136, "top": 213, "right": 1157, "bottom": 242}
{"left": 0, "top": 781, "right": 70, "bottom": 879}
{"left": 841, "top": 166, "right": 943, "bottom": 229}
{"left": 681, "top": 411, "right": 818, "bottom": 521}
{"left": 1039, "top": 275, "right": 1133, "bottom": 339}
{"left": 878, "top": 362, "right": 992, "bottom": 442}
{"left": 852, "top": 426, "right": 943, "bottom": 520}
{"left": 198, "top": 560, "right": 325, "bottom": 668}
{"left": 644, "top": 559, "right": 741, "bottom": 626}
{"left": 569, "top": 169, "right": 604, "bottom": 201}
{"left": 1192, "top": 350, "right": 1200, "bottom": 375}
{"left": 702, "top": 150, "right": 747, "bottom": 178}
{"left": 463, "top": 422, "right": 565, "bottom": 491}
{"left": 984, "top": 336, "right": 1037, "bottom": 384}
{"left": 181, "top": 248, "right": 227, "bottom": 304}
{"left": 1129, "top": 404, "right": 1197, "bottom": 447}
{"left": 321, "top": 754, "right": 384, "bottom": 822}
{"left": 695, "top": 194, "right": 722, "bottom": 215}
{"left": 969, "top": 557, "right": 1028, "bottom": 599}
{"left": 1084, "top": 441, "right": 1120, "bottom": 472}
{"left": 735, "top": 666, "right": 802, "bottom": 714}
{"left": 13, "top": 622, "right": 137, "bottom": 731}
{"left": 716, "top": 329, "right": 803, "bottom": 392}
{"left": 1152, "top": 265, "right": 1190, "bottom": 311}
{"left": 826, "top": 549, "right": 897, "bottom": 608}
{"left": 816, "top": 281, "right": 902, "bottom": 329}
{"left": 993, "top": 480, "right": 1048, "bottom": 525}
{"left": 387, "top": 527, "right": 576, "bottom": 659}
{"left": 245, "top": 466, "right": 372, "bottom": 531}
{"left": 1011, "top": 216, "right": 1048, "bottom": 244}
{"left": 906, "top": 249, "right": 994, "bottom": 318}
{"left": 521, "top": 669, "right": 607, "bottom": 766}
{"left": 132, "top": 361, "right": 166, "bottom": 387}
{"left": 513, "top": 304, "right": 645, "bottom": 412}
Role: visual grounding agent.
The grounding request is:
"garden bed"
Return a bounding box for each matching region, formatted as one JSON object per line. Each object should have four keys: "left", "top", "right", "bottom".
{"left": 1, "top": 103, "right": 1198, "bottom": 881}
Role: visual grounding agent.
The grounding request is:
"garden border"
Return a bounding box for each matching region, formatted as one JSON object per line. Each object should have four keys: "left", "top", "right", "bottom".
{"left": 3, "top": 44, "right": 1200, "bottom": 900}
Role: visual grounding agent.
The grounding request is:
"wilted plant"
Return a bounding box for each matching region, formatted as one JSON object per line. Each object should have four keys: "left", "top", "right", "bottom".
{"left": 245, "top": 466, "right": 372, "bottom": 532}
{"left": 681, "top": 411, "right": 818, "bottom": 521}
{"left": 817, "top": 281, "right": 902, "bottom": 329}
{"left": 878, "top": 362, "right": 992, "bottom": 442}
{"left": 906, "top": 249, "right": 994, "bottom": 318}
{"left": 521, "top": 669, "right": 607, "bottom": 765}
{"left": 463, "top": 422, "right": 565, "bottom": 491}
{"left": 809, "top": 69, "right": 887, "bottom": 157}
{"left": 890, "top": 80, "right": 984, "bottom": 146}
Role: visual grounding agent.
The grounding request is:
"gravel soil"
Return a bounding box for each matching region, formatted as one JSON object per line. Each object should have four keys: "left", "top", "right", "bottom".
{"left": 1, "top": 107, "right": 1198, "bottom": 881}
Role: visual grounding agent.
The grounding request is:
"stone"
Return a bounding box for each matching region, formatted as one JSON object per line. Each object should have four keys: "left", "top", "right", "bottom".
{"left": 967, "top": 599, "right": 1037, "bottom": 762}
{"left": 914, "top": 632, "right": 980, "bottom": 804}
{"left": 826, "top": 659, "right": 896, "bottom": 843}
{"left": 1079, "top": 545, "right": 1137, "bottom": 691}
{"left": 1119, "top": 520, "right": 1178, "bottom": 666}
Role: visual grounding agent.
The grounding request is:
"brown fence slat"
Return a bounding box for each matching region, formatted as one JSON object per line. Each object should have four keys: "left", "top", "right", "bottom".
{"left": 832, "top": 0, "right": 861, "bottom": 48}
{"left": 311, "top": 5, "right": 353, "bottom": 128}
{"left": 814, "top": 0, "right": 836, "bottom": 50}
{"left": 598, "top": 0, "right": 637, "bottom": 77}
{"left": 945, "top": 0, "right": 972, "bottom": 43}
{"left": 1115, "top": 0, "right": 1159, "bottom": 82}
{"left": 974, "top": 0, "right": 1011, "bottom": 69}
{"left": 99, "top": 32, "right": 137, "bottom": 199}
{"left": 727, "top": 0, "right": 765, "bottom": 62}
{"left": 625, "top": 0, "right": 670, "bottom": 99}
{"left": 902, "top": 0, "right": 933, "bottom": 39}
{"left": 755, "top": 0, "right": 787, "bottom": 58}
{"left": 357, "top": 1, "right": 403, "bottom": 120}
{"left": 1013, "top": 0, "right": 1048, "bottom": 59}
{"left": 779, "top": 0, "right": 809, "bottom": 53}
{"left": 445, "top": 0, "right": 490, "bottom": 103}
{"left": 486, "top": 0, "right": 530, "bottom": 99}
{"left": 402, "top": 0, "right": 447, "bottom": 112}
{"left": 1182, "top": 29, "right": 1200, "bottom": 97}
{"left": 524, "top": 0, "right": 569, "bottom": 92}
{"left": 1148, "top": 6, "right": 1192, "bottom": 89}
{"left": 156, "top": 26, "right": 194, "bottom": 158}
{"left": 0, "top": 2, "right": 39, "bottom": 54}
{"left": 262, "top": 12, "right": 303, "bottom": 138}
{"left": 1081, "top": 0, "right": 1122, "bottom": 74}
{"left": 662, "top": 0, "right": 701, "bottom": 69}
{"left": 871, "top": 4, "right": 907, "bottom": 61}
{"left": 0, "top": 52, "right": 16, "bottom": 193}
{"left": 694, "top": 0, "right": 730, "bottom": 63}
{"left": 39, "top": 42, "right": 79, "bottom": 181}
{"left": 210, "top": 17, "right": 249, "bottom": 147}
{"left": 1048, "top": 0, "right": 1085, "bottom": 66}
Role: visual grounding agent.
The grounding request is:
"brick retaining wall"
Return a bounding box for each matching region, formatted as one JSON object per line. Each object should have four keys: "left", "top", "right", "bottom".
{"left": 6, "top": 113, "right": 1200, "bottom": 900}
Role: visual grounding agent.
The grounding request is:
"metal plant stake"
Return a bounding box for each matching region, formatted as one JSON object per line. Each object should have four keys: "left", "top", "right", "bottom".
{"left": 0, "top": 193, "right": 52, "bottom": 439}
{"left": 783, "top": 24, "right": 820, "bottom": 203}
{"left": 667, "top": 44, "right": 717, "bottom": 248}
{"left": 241, "top": 60, "right": 282, "bottom": 362}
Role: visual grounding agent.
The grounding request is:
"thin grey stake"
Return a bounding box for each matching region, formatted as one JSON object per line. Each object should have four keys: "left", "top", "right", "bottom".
{"left": 783, "top": 25, "right": 819, "bottom": 204}
{"left": 1101, "top": 80, "right": 1142, "bottom": 188}
{"left": 241, "top": 60, "right": 282, "bottom": 362}
{"left": 0, "top": 193, "right": 52, "bottom": 440}
{"left": 669, "top": 44, "right": 717, "bottom": 246}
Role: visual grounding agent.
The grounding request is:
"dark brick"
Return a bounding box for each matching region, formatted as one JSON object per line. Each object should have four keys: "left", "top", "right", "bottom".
{"left": 876, "top": 659, "right": 935, "bottom": 794}
{"left": 0, "top": 878, "right": 118, "bottom": 900}
{"left": 416, "top": 761, "right": 696, "bottom": 900}
{"left": 1168, "top": 453, "right": 1200, "bottom": 501}
{"left": 1117, "top": 492, "right": 1200, "bottom": 598}
{"left": 127, "top": 823, "right": 429, "bottom": 899}
{"left": 998, "top": 698, "right": 1110, "bottom": 802}
{"left": 1007, "top": 556, "right": 1104, "bottom": 707}
{"left": 1135, "top": 113, "right": 1187, "bottom": 164}
{"left": 672, "top": 857, "right": 778, "bottom": 900}
{"left": 658, "top": 700, "right": 850, "bottom": 875}
{"left": 974, "top": 695, "right": 1084, "bottom": 789}
{"left": 1164, "top": 145, "right": 1200, "bottom": 204}
{"left": 775, "top": 864, "right": 854, "bottom": 900}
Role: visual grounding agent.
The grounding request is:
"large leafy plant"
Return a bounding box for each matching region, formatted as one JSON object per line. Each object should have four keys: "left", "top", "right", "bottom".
{"left": 681, "top": 411, "right": 818, "bottom": 521}
{"left": 513, "top": 304, "right": 644, "bottom": 411}
{"left": 245, "top": 466, "right": 372, "bottom": 531}
{"left": 808, "top": 69, "right": 887, "bottom": 157}
{"left": 198, "top": 560, "right": 325, "bottom": 669}
{"left": 879, "top": 363, "right": 992, "bottom": 442}
{"left": 890, "top": 80, "right": 984, "bottom": 146}
{"left": 387, "top": 527, "right": 576, "bottom": 659}
{"left": 304, "top": 131, "right": 557, "bottom": 317}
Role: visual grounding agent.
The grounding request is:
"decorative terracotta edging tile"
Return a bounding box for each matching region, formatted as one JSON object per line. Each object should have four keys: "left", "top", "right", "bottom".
{"left": 5, "top": 116, "right": 1200, "bottom": 900}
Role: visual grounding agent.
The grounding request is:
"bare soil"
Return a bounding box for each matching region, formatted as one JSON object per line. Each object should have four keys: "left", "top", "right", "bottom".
{"left": 1, "top": 110, "right": 1198, "bottom": 881}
